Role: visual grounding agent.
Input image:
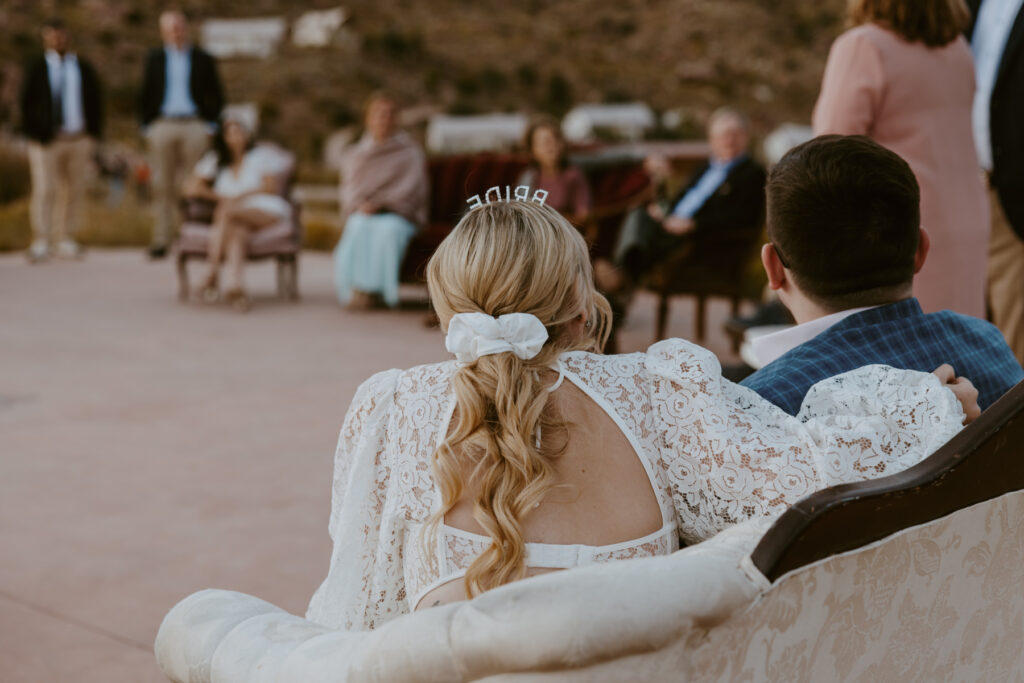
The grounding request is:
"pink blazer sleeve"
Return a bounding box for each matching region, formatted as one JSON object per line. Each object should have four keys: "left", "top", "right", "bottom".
{"left": 812, "top": 28, "right": 886, "bottom": 136}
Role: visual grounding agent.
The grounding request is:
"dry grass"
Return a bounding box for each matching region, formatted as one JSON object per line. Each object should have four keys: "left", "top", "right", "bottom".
{"left": 0, "top": 195, "right": 340, "bottom": 253}
{"left": 0, "top": 200, "right": 30, "bottom": 251}
{"left": 0, "top": 195, "right": 153, "bottom": 251}
{"left": 302, "top": 210, "right": 342, "bottom": 252}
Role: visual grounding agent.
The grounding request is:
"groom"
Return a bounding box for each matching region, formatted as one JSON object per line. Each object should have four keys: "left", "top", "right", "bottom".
{"left": 740, "top": 135, "right": 1022, "bottom": 415}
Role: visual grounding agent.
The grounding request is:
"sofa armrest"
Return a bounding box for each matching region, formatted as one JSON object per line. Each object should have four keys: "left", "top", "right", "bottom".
{"left": 156, "top": 520, "right": 771, "bottom": 682}
{"left": 155, "top": 589, "right": 286, "bottom": 683}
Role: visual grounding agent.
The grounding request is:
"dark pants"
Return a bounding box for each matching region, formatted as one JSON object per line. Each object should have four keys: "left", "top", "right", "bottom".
{"left": 614, "top": 206, "right": 690, "bottom": 282}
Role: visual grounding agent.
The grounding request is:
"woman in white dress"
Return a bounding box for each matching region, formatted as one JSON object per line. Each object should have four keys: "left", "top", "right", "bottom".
{"left": 184, "top": 116, "right": 292, "bottom": 311}
{"left": 307, "top": 198, "right": 976, "bottom": 632}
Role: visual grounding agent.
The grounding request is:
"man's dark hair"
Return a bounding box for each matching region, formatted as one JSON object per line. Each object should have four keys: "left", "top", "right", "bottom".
{"left": 42, "top": 18, "right": 67, "bottom": 31}
{"left": 767, "top": 134, "right": 920, "bottom": 310}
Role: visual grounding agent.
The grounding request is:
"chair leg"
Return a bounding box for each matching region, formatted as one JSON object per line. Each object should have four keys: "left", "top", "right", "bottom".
{"left": 276, "top": 258, "right": 287, "bottom": 300}
{"left": 656, "top": 293, "right": 669, "bottom": 341}
{"left": 729, "top": 297, "right": 742, "bottom": 354}
{"left": 695, "top": 296, "right": 707, "bottom": 342}
{"left": 289, "top": 256, "right": 300, "bottom": 301}
{"left": 177, "top": 253, "right": 189, "bottom": 301}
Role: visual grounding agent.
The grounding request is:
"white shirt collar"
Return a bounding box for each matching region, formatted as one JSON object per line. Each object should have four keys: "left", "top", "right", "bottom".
{"left": 748, "top": 305, "right": 879, "bottom": 368}
{"left": 45, "top": 50, "right": 75, "bottom": 65}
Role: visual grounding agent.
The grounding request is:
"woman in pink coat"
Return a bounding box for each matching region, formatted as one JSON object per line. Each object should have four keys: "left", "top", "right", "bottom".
{"left": 813, "top": 0, "right": 988, "bottom": 317}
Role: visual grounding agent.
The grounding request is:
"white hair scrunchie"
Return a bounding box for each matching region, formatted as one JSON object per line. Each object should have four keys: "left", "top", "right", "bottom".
{"left": 445, "top": 312, "right": 549, "bottom": 363}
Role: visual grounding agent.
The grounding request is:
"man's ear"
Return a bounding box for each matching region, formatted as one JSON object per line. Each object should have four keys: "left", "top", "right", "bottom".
{"left": 913, "top": 227, "right": 930, "bottom": 274}
{"left": 762, "top": 242, "right": 787, "bottom": 291}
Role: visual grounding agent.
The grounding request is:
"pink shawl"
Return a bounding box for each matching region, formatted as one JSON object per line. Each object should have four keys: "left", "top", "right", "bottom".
{"left": 340, "top": 131, "right": 429, "bottom": 228}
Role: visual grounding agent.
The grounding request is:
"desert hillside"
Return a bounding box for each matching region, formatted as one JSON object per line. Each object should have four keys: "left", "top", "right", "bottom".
{"left": 0, "top": 0, "right": 844, "bottom": 164}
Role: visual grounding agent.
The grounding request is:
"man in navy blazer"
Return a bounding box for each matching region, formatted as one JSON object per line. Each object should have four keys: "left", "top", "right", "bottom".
{"left": 139, "top": 9, "right": 224, "bottom": 259}
{"left": 20, "top": 19, "right": 103, "bottom": 262}
{"left": 741, "top": 135, "right": 1022, "bottom": 416}
{"left": 967, "top": 0, "right": 1024, "bottom": 365}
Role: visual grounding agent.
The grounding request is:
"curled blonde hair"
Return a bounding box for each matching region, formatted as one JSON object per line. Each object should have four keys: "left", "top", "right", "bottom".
{"left": 425, "top": 201, "right": 611, "bottom": 597}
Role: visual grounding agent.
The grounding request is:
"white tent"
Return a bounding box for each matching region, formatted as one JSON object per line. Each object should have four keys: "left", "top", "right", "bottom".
{"left": 561, "top": 103, "right": 656, "bottom": 142}
{"left": 426, "top": 114, "right": 529, "bottom": 154}
{"left": 201, "top": 18, "right": 287, "bottom": 59}
{"left": 292, "top": 7, "right": 347, "bottom": 48}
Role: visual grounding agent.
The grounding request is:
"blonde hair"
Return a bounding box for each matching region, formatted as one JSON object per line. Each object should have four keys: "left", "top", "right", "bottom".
{"left": 425, "top": 201, "right": 611, "bottom": 597}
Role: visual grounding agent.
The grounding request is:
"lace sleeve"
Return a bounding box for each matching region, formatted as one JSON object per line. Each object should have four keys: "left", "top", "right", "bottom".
{"left": 306, "top": 368, "right": 403, "bottom": 631}
{"left": 645, "top": 339, "right": 964, "bottom": 544}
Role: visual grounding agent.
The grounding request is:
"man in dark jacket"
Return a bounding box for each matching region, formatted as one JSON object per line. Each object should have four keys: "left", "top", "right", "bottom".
{"left": 968, "top": 0, "right": 1024, "bottom": 364}
{"left": 600, "top": 108, "right": 766, "bottom": 290}
{"left": 19, "top": 18, "right": 102, "bottom": 262}
{"left": 139, "top": 9, "right": 224, "bottom": 259}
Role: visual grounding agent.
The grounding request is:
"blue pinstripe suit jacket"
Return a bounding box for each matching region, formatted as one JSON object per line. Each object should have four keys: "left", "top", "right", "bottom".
{"left": 741, "top": 298, "right": 1023, "bottom": 415}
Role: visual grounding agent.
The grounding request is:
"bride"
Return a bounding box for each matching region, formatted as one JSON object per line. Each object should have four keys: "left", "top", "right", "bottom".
{"left": 307, "top": 196, "right": 975, "bottom": 631}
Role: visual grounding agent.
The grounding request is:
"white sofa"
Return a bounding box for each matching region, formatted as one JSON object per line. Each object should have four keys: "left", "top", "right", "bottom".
{"left": 156, "top": 383, "right": 1024, "bottom": 682}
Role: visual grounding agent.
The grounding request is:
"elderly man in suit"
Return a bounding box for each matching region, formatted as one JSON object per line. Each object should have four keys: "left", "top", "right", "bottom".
{"left": 19, "top": 18, "right": 103, "bottom": 262}
{"left": 597, "top": 108, "right": 766, "bottom": 295}
{"left": 139, "top": 9, "right": 224, "bottom": 259}
{"left": 968, "top": 0, "right": 1024, "bottom": 364}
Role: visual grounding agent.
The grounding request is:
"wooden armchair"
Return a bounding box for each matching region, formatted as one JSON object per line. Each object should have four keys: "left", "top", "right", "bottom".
{"left": 646, "top": 220, "right": 765, "bottom": 343}
{"left": 175, "top": 143, "right": 302, "bottom": 302}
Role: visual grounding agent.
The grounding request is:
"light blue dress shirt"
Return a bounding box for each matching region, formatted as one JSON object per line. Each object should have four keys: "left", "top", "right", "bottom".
{"left": 160, "top": 45, "right": 198, "bottom": 118}
{"left": 670, "top": 155, "right": 744, "bottom": 219}
{"left": 44, "top": 51, "right": 85, "bottom": 135}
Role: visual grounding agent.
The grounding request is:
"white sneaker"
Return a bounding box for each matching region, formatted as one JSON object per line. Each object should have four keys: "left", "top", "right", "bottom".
{"left": 55, "top": 239, "right": 84, "bottom": 259}
{"left": 27, "top": 240, "right": 49, "bottom": 263}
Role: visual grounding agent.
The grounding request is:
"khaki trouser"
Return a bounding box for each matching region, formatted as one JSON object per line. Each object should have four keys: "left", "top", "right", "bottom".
{"left": 987, "top": 186, "right": 1024, "bottom": 365}
{"left": 27, "top": 135, "right": 94, "bottom": 244}
{"left": 147, "top": 118, "right": 211, "bottom": 247}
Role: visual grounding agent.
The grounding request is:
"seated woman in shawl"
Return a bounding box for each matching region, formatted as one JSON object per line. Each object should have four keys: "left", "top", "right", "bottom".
{"left": 333, "top": 94, "right": 429, "bottom": 310}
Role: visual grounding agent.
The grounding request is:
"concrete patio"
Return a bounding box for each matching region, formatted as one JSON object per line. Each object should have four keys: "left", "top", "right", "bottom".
{"left": 0, "top": 248, "right": 741, "bottom": 682}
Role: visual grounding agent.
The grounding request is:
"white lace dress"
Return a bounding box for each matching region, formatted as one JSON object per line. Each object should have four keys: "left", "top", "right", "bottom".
{"left": 306, "top": 339, "right": 963, "bottom": 631}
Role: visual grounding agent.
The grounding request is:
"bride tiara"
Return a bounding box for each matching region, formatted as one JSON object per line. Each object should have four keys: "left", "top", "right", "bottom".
{"left": 466, "top": 185, "right": 549, "bottom": 209}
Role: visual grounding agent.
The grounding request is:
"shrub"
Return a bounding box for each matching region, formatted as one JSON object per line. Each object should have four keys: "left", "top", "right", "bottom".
{"left": 0, "top": 145, "right": 30, "bottom": 205}
{"left": 303, "top": 213, "right": 341, "bottom": 252}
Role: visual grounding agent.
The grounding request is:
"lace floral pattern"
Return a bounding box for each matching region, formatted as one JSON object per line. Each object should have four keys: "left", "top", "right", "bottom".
{"left": 306, "top": 339, "right": 964, "bottom": 631}
{"left": 593, "top": 535, "right": 676, "bottom": 563}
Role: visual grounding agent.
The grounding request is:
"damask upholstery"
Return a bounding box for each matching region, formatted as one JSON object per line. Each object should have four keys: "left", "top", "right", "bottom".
{"left": 485, "top": 490, "right": 1024, "bottom": 682}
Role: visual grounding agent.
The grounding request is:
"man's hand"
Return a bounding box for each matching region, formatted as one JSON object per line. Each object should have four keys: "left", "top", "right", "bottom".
{"left": 663, "top": 215, "right": 696, "bottom": 236}
{"left": 358, "top": 202, "right": 380, "bottom": 215}
{"left": 646, "top": 202, "right": 666, "bottom": 222}
{"left": 932, "top": 364, "right": 981, "bottom": 424}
